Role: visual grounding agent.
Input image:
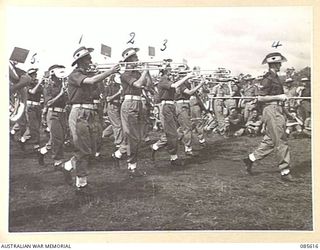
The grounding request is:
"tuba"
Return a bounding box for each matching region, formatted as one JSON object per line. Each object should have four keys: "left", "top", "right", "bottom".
{"left": 9, "top": 61, "right": 27, "bottom": 122}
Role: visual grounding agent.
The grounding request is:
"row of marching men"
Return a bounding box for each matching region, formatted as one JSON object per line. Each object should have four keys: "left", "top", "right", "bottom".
{"left": 10, "top": 46, "right": 209, "bottom": 196}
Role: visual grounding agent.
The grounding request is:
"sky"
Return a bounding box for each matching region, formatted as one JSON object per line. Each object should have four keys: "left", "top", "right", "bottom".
{"left": 5, "top": 6, "right": 312, "bottom": 77}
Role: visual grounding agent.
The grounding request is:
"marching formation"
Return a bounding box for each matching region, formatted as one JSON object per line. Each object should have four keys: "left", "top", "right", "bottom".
{"left": 9, "top": 46, "right": 312, "bottom": 197}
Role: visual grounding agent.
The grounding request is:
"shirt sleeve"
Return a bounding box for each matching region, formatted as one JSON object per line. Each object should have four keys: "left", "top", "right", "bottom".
{"left": 158, "top": 77, "right": 172, "bottom": 90}
{"left": 68, "top": 70, "right": 87, "bottom": 87}
{"left": 258, "top": 77, "right": 271, "bottom": 96}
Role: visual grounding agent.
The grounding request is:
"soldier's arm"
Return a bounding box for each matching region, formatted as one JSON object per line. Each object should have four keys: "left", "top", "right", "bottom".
{"left": 183, "top": 81, "right": 204, "bottom": 96}
{"left": 172, "top": 74, "right": 193, "bottom": 89}
{"left": 83, "top": 65, "right": 120, "bottom": 85}
{"left": 11, "top": 74, "right": 31, "bottom": 93}
{"left": 47, "top": 86, "right": 65, "bottom": 107}
{"left": 28, "top": 79, "right": 43, "bottom": 94}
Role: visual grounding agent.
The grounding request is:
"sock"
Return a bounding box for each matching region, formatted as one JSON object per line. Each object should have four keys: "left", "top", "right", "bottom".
{"left": 114, "top": 150, "right": 122, "bottom": 159}
{"left": 281, "top": 169, "right": 290, "bottom": 176}
{"left": 249, "top": 153, "right": 256, "bottom": 162}
{"left": 20, "top": 137, "right": 26, "bottom": 143}
{"left": 64, "top": 160, "right": 73, "bottom": 171}
{"left": 152, "top": 143, "right": 159, "bottom": 151}
{"left": 128, "top": 162, "right": 137, "bottom": 170}
{"left": 199, "top": 139, "right": 206, "bottom": 144}
{"left": 170, "top": 155, "right": 178, "bottom": 161}
{"left": 40, "top": 146, "right": 48, "bottom": 155}
{"left": 185, "top": 146, "right": 192, "bottom": 152}
{"left": 76, "top": 176, "right": 87, "bottom": 188}
{"left": 95, "top": 152, "right": 100, "bottom": 157}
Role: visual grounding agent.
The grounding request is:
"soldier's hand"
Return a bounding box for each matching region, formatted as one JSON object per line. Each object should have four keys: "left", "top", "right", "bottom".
{"left": 278, "top": 94, "right": 288, "bottom": 102}
{"left": 111, "top": 64, "right": 121, "bottom": 73}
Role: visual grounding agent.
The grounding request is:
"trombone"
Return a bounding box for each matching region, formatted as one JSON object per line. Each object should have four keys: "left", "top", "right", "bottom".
{"left": 94, "top": 60, "right": 187, "bottom": 72}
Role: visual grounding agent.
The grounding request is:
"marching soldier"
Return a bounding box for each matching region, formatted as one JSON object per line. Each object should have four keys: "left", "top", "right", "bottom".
{"left": 212, "top": 78, "right": 228, "bottom": 135}
{"left": 175, "top": 72, "right": 204, "bottom": 156}
{"left": 106, "top": 74, "right": 127, "bottom": 158}
{"left": 116, "top": 47, "right": 149, "bottom": 177}
{"left": 38, "top": 65, "right": 68, "bottom": 168}
{"left": 190, "top": 80, "right": 207, "bottom": 147}
{"left": 243, "top": 52, "right": 294, "bottom": 182}
{"left": 151, "top": 64, "right": 193, "bottom": 164}
{"left": 19, "top": 68, "right": 43, "bottom": 151}
{"left": 91, "top": 75, "right": 105, "bottom": 160}
{"left": 64, "top": 46, "right": 120, "bottom": 193}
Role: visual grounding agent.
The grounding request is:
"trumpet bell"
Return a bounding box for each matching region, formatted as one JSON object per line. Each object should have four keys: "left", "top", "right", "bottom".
{"left": 53, "top": 68, "right": 68, "bottom": 79}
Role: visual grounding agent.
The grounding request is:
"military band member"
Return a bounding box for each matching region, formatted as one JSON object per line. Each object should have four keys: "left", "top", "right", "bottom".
{"left": 243, "top": 52, "right": 294, "bottom": 182}
{"left": 151, "top": 65, "right": 193, "bottom": 164}
{"left": 106, "top": 74, "right": 127, "bottom": 157}
{"left": 189, "top": 80, "right": 207, "bottom": 147}
{"left": 91, "top": 76, "right": 105, "bottom": 159}
{"left": 175, "top": 73, "right": 204, "bottom": 156}
{"left": 117, "top": 47, "right": 149, "bottom": 177}
{"left": 38, "top": 65, "right": 68, "bottom": 167}
{"left": 65, "top": 46, "right": 120, "bottom": 192}
{"left": 212, "top": 78, "right": 227, "bottom": 135}
{"left": 19, "top": 68, "right": 43, "bottom": 151}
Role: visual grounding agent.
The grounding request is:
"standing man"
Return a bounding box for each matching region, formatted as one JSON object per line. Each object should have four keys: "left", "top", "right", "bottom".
{"left": 175, "top": 73, "right": 204, "bottom": 156}
{"left": 243, "top": 52, "right": 294, "bottom": 182}
{"left": 65, "top": 46, "right": 120, "bottom": 193}
{"left": 38, "top": 65, "right": 68, "bottom": 169}
{"left": 106, "top": 74, "right": 127, "bottom": 158}
{"left": 240, "top": 76, "right": 258, "bottom": 122}
{"left": 212, "top": 78, "right": 227, "bottom": 135}
{"left": 20, "top": 68, "right": 43, "bottom": 151}
{"left": 151, "top": 65, "right": 193, "bottom": 164}
{"left": 297, "top": 77, "right": 311, "bottom": 124}
{"left": 117, "top": 47, "right": 149, "bottom": 177}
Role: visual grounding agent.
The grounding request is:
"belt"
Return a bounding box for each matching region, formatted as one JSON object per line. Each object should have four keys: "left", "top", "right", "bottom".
{"left": 161, "top": 100, "right": 175, "bottom": 105}
{"left": 93, "top": 99, "right": 101, "bottom": 104}
{"left": 72, "top": 104, "right": 98, "bottom": 110}
{"left": 265, "top": 101, "right": 283, "bottom": 106}
{"left": 124, "top": 95, "right": 142, "bottom": 101}
{"left": 48, "top": 107, "right": 65, "bottom": 112}
{"left": 176, "top": 100, "right": 190, "bottom": 104}
{"left": 27, "top": 101, "right": 40, "bottom": 106}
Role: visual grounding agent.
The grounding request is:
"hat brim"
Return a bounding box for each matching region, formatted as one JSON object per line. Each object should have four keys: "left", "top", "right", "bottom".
{"left": 71, "top": 48, "right": 94, "bottom": 66}
{"left": 123, "top": 48, "right": 140, "bottom": 61}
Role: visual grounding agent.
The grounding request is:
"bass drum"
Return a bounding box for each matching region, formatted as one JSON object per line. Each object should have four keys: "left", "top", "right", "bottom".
{"left": 9, "top": 63, "right": 27, "bottom": 123}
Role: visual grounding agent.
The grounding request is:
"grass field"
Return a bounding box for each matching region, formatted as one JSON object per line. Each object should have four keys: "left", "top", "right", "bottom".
{"left": 9, "top": 132, "right": 312, "bottom": 232}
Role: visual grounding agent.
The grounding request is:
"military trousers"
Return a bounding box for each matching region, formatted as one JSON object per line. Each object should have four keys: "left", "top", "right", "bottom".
{"left": 46, "top": 109, "right": 53, "bottom": 146}
{"left": 213, "top": 100, "right": 226, "bottom": 133}
{"left": 69, "top": 106, "right": 99, "bottom": 177}
{"left": 26, "top": 105, "right": 41, "bottom": 145}
{"left": 107, "top": 103, "right": 126, "bottom": 153}
{"left": 252, "top": 104, "right": 290, "bottom": 171}
{"left": 176, "top": 102, "right": 192, "bottom": 149}
{"left": 93, "top": 102, "right": 104, "bottom": 154}
{"left": 154, "top": 103, "right": 178, "bottom": 155}
{"left": 244, "top": 101, "right": 256, "bottom": 122}
{"left": 50, "top": 111, "right": 67, "bottom": 161}
{"left": 190, "top": 104, "right": 205, "bottom": 142}
{"left": 121, "top": 99, "right": 145, "bottom": 164}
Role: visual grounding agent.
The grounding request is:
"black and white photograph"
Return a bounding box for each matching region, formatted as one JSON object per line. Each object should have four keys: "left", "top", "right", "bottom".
{"left": 5, "top": 3, "right": 317, "bottom": 241}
